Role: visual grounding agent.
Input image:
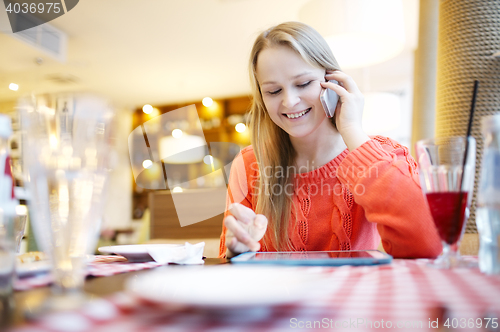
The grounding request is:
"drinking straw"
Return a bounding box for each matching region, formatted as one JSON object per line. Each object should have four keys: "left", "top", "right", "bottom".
{"left": 460, "top": 80, "right": 479, "bottom": 191}
{"left": 453, "top": 80, "right": 479, "bottom": 238}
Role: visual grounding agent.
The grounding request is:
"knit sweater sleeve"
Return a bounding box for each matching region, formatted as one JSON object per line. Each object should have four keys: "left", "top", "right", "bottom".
{"left": 336, "top": 136, "right": 442, "bottom": 258}
{"left": 218, "top": 147, "right": 257, "bottom": 258}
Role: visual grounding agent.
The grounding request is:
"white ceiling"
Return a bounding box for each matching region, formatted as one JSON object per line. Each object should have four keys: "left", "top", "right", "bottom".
{"left": 0, "top": 0, "right": 420, "bottom": 110}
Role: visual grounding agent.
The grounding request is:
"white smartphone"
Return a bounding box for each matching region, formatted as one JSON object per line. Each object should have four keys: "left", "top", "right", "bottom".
{"left": 320, "top": 80, "right": 339, "bottom": 118}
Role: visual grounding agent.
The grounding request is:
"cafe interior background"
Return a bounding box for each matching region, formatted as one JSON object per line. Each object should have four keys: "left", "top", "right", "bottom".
{"left": 0, "top": 0, "right": 465, "bottom": 257}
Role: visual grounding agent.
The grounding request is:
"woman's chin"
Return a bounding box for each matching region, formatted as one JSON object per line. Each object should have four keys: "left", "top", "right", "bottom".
{"left": 285, "top": 119, "right": 333, "bottom": 139}
{"left": 286, "top": 128, "right": 318, "bottom": 139}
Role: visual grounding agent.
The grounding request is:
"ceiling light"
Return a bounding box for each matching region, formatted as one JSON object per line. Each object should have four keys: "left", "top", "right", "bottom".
{"left": 235, "top": 123, "right": 246, "bottom": 133}
{"left": 9, "top": 83, "right": 19, "bottom": 91}
{"left": 142, "top": 104, "right": 153, "bottom": 114}
{"left": 202, "top": 97, "right": 213, "bottom": 107}
{"left": 299, "top": 0, "right": 405, "bottom": 69}
{"left": 172, "top": 186, "right": 183, "bottom": 193}
{"left": 203, "top": 155, "right": 214, "bottom": 165}
{"left": 172, "top": 129, "right": 183, "bottom": 138}
{"left": 142, "top": 159, "right": 153, "bottom": 169}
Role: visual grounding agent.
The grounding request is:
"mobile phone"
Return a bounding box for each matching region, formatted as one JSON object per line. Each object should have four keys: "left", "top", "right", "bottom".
{"left": 320, "top": 80, "right": 339, "bottom": 118}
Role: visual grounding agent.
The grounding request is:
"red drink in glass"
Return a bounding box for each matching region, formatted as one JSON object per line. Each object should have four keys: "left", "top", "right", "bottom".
{"left": 426, "top": 192, "right": 468, "bottom": 245}
{"left": 417, "top": 136, "right": 476, "bottom": 268}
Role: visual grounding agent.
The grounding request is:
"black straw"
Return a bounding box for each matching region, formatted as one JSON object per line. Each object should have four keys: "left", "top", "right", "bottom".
{"left": 450, "top": 80, "right": 479, "bottom": 244}
{"left": 459, "top": 80, "right": 479, "bottom": 192}
{"left": 466, "top": 81, "right": 479, "bottom": 139}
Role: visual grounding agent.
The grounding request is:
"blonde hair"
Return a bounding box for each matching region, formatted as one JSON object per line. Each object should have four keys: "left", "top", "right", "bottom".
{"left": 248, "top": 21, "right": 341, "bottom": 251}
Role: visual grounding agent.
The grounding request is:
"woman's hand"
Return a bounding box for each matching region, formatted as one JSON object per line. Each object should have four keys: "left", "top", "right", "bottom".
{"left": 320, "top": 71, "right": 370, "bottom": 151}
{"left": 224, "top": 203, "right": 268, "bottom": 257}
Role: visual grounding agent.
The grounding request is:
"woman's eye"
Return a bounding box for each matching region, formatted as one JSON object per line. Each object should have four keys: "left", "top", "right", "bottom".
{"left": 298, "top": 81, "right": 312, "bottom": 88}
{"left": 268, "top": 89, "right": 281, "bottom": 95}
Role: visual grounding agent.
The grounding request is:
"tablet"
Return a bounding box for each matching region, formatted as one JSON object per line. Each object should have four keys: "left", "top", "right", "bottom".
{"left": 230, "top": 250, "right": 392, "bottom": 266}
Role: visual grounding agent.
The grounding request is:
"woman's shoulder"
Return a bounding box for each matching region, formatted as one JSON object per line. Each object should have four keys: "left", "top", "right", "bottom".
{"left": 370, "top": 135, "right": 408, "bottom": 150}
{"left": 365, "top": 135, "right": 418, "bottom": 171}
{"left": 367, "top": 135, "right": 414, "bottom": 159}
{"left": 240, "top": 145, "right": 255, "bottom": 156}
{"left": 232, "top": 145, "right": 258, "bottom": 174}
{"left": 239, "top": 145, "right": 258, "bottom": 163}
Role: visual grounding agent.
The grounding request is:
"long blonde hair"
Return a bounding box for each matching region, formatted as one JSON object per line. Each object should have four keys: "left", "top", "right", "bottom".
{"left": 248, "top": 22, "right": 341, "bottom": 251}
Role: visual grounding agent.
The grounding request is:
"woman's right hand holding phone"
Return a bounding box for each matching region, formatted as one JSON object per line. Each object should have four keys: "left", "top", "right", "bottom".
{"left": 224, "top": 203, "right": 268, "bottom": 257}
{"left": 321, "top": 70, "right": 369, "bottom": 151}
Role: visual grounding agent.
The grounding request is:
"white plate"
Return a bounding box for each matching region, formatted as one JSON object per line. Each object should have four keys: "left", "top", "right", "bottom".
{"left": 16, "top": 260, "right": 51, "bottom": 277}
{"left": 125, "top": 265, "right": 328, "bottom": 309}
{"left": 98, "top": 244, "right": 183, "bottom": 262}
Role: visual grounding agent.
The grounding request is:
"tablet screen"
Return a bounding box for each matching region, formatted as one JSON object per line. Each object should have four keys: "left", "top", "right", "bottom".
{"left": 254, "top": 251, "right": 382, "bottom": 260}
{"left": 231, "top": 250, "right": 392, "bottom": 266}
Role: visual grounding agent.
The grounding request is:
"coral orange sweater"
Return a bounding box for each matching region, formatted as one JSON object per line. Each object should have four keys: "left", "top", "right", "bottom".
{"left": 218, "top": 136, "right": 442, "bottom": 259}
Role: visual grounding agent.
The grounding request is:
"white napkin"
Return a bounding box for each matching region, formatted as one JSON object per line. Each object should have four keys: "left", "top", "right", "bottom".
{"left": 147, "top": 242, "right": 205, "bottom": 265}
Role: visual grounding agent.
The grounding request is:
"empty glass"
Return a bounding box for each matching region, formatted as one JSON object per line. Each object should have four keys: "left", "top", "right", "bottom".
{"left": 14, "top": 208, "right": 27, "bottom": 253}
{"left": 477, "top": 115, "right": 500, "bottom": 274}
{"left": 20, "top": 95, "right": 114, "bottom": 309}
{"left": 0, "top": 205, "right": 16, "bottom": 296}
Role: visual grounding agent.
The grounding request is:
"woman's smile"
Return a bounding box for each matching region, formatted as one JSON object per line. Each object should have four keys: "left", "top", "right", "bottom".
{"left": 283, "top": 107, "right": 312, "bottom": 119}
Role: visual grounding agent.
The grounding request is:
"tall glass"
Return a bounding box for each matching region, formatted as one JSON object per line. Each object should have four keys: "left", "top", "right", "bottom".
{"left": 20, "top": 95, "right": 113, "bottom": 309}
{"left": 415, "top": 136, "right": 476, "bottom": 268}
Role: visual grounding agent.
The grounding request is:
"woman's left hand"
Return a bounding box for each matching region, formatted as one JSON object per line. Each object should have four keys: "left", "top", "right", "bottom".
{"left": 320, "top": 71, "right": 370, "bottom": 151}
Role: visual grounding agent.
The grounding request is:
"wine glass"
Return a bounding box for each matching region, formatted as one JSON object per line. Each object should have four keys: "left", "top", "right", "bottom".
{"left": 415, "top": 136, "right": 476, "bottom": 268}
{"left": 14, "top": 212, "right": 27, "bottom": 253}
{"left": 20, "top": 95, "right": 113, "bottom": 309}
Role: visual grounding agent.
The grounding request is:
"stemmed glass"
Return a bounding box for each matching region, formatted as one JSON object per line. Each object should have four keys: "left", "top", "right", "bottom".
{"left": 14, "top": 212, "right": 27, "bottom": 253}
{"left": 415, "top": 136, "right": 476, "bottom": 268}
{"left": 20, "top": 95, "right": 113, "bottom": 309}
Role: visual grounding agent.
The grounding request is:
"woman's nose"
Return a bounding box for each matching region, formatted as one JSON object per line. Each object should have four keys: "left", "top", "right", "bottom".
{"left": 282, "top": 90, "right": 300, "bottom": 109}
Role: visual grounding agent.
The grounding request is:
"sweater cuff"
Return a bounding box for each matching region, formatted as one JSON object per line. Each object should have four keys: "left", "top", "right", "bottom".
{"left": 338, "top": 139, "right": 393, "bottom": 185}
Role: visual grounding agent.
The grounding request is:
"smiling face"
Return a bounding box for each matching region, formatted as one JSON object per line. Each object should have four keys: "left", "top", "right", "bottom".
{"left": 256, "top": 45, "right": 331, "bottom": 138}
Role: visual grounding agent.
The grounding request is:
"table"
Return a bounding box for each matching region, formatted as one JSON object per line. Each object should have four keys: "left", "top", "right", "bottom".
{"left": 8, "top": 258, "right": 227, "bottom": 327}
{"left": 6, "top": 257, "right": 500, "bottom": 332}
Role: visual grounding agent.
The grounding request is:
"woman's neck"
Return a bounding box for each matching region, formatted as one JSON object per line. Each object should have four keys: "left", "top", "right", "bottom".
{"left": 289, "top": 118, "right": 347, "bottom": 173}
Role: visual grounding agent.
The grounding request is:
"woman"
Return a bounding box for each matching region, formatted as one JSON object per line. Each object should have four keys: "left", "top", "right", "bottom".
{"left": 219, "top": 21, "right": 441, "bottom": 259}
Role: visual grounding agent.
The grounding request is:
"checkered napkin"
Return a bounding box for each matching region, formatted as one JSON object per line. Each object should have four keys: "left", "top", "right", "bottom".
{"left": 10, "top": 258, "right": 500, "bottom": 332}
{"left": 14, "top": 256, "right": 162, "bottom": 291}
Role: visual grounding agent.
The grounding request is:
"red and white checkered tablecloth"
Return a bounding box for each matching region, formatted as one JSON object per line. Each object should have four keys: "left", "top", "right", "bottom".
{"left": 10, "top": 258, "right": 500, "bottom": 332}
{"left": 13, "top": 256, "right": 162, "bottom": 291}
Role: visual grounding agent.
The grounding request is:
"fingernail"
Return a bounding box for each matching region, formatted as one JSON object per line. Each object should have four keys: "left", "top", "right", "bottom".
{"left": 254, "top": 218, "right": 266, "bottom": 228}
